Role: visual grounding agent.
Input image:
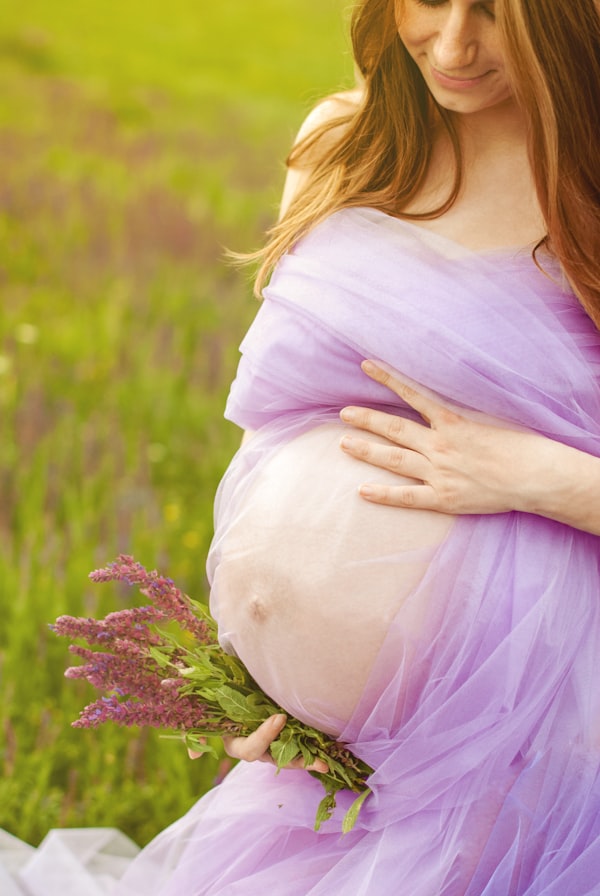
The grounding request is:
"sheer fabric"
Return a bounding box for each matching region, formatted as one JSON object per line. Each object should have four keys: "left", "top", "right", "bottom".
{"left": 7, "top": 208, "right": 600, "bottom": 894}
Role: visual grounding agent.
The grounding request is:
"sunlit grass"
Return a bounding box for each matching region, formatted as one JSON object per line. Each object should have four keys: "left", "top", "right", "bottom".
{"left": 0, "top": 0, "right": 352, "bottom": 845}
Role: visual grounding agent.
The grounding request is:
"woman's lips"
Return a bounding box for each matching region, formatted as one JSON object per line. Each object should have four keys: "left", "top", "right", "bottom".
{"left": 431, "top": 66, "right": 492, "bottom": 89}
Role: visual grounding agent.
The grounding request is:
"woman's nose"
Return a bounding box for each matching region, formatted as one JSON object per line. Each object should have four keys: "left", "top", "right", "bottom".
{"left": 433, "top": 11, "right": 477, "bottom": 71}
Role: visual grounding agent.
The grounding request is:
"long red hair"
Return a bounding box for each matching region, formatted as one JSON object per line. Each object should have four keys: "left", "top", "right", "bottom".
{"left": 251, "top": 0, "right": 600, "bottom": 329}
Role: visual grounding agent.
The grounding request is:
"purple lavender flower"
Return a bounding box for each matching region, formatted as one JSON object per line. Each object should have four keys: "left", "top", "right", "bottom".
{"left": 65, "top": 642, "right": 167, "bottom": 700}
{"left": 73, "top": 691, "right": 205, "bottom": 731}
{"left": 88, "top": 555, "right": 211, "bottom": 643}
{"left": 53, "top": 607, "right": 165, "bottom": 645}
{"left": 54, "top": 557, "right": 218, "bottom": 735}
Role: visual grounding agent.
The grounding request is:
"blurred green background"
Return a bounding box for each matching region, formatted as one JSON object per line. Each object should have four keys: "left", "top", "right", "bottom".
{"left": 0, "top": 0, "right": 352, "bottom": 846}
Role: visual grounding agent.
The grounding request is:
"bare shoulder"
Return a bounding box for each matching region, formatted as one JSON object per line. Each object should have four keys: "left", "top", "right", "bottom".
{"left": 279, "top": 89, "right": 363, "bottom": 218}
{"left": 294, "top": 88, "right": 363, "bottom": 143}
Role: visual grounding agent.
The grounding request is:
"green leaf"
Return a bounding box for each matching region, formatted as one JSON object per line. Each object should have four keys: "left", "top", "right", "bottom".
{"left": 212, "top": 686, "right": 267, "bottom": 723}
{"left": 314, "top": 791, "right": 337, "bottom": 832}
{"left": 183, "top": 735, "right": 219, "bottom": 759}
{"left": 246, "top": 691, "right": 271, "bottom": 709}
{"left": 270, "top": 737, "right": 300, "bottom": 768}
{"left": 341, "top": 788, "right": 371, "bottom": 834}
{"left": 298, "top": 741, "right": 313, "bottom": 768}
{"left": 147, "top": 646, "right": 172, "bottom": 668}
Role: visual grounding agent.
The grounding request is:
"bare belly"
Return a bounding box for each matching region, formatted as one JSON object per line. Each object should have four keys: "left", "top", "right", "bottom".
{"left": 211, "top": 423, "right": 454, "bottom": 736}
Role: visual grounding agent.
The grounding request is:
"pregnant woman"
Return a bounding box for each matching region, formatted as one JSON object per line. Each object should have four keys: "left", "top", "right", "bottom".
{"left": 114, "top": 0, "right": 600, "bottom": 893}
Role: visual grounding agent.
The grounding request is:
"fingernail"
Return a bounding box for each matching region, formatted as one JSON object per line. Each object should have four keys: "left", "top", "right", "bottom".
{"left": 361, "top": 360, "right": 377, "bottom": 375}
{"left": 340, "top": 408, "right": 355, "bottom": 422}
{"left": 340, "top": 435, "right": 353, "bottom": 449}
{"left": 359, "top": 485, "right": 374, "bottom": 497}
{"left": 272, "top": 714, "right": 287, "bottom": 728}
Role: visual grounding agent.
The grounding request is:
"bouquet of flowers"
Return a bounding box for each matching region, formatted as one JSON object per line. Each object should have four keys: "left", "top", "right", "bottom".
{"left": 53, "top": 555, "right": 372, "bottom": 832}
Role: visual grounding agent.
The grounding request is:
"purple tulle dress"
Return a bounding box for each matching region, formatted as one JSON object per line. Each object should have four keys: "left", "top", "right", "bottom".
{"left": 10, "top": 208, "right": 600, "bottom": 895}
{"left": 111, "top": 208, "right": 600, "bottom": 894}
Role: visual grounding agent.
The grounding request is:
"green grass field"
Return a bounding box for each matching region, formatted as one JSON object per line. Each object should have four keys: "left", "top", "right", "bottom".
{"left": 0, "top": 0, "right": 352, "bottom": 846}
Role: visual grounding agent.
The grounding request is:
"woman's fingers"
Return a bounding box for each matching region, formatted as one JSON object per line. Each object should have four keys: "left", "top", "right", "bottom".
{"left": 222, "top": 715, "right": 329, "bottom": 773}
{"left": 339, "top": 433, "right": 443, "bottom": 509}
{"left": 357, "top": 481, "right": 440, "bottom": 510}
{"left": 360, "top": 361, "right": 462, "bottom": 429}
{"left": 339, "top": 362, "right": 452, "bottom": 509}
{"left": 360, "top": 360, "right": 441, "bottom": 423}
{"left": 340, "top": 405, "right": 430, "bottom": 452}
{"left": 340, "top": 435, "right": 430, "bottom": 482}
{"left": 187, "top": 738, "right": 207, "bottom": 760}
{"left": 281, "top": 755, "right": 330, "bottom": 773}
{"left": 223, "top": 714, "right": 287, "bottom": 762}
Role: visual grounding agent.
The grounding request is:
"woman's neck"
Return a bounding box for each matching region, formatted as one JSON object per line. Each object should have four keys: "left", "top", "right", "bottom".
{"left": 400, "top": 100, "right": 545, "bottom": 252}
{"left": 452, "top": 96, "right": 528, "bottom": 166}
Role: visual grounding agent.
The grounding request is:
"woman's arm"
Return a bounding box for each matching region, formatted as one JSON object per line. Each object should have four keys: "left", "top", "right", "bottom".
{"left": 339, "top": 361, "right": 600, "bottom": 535}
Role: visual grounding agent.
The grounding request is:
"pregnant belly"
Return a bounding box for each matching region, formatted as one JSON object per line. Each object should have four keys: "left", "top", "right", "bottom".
{"left": 210, "top": 423, "right": 454, "bottom": 736}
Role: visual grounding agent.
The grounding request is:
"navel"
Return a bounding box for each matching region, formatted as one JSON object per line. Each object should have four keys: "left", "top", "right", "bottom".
{"left": 248, "top": 593, "right": 269, "bottom": 622}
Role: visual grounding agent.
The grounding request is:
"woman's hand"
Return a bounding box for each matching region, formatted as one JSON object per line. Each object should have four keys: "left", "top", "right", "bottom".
{"left": 339, "top": 361, "right": 600, "bottom": 532}
{"left": 189, "top": 715, "right": 329, "bottom": 773}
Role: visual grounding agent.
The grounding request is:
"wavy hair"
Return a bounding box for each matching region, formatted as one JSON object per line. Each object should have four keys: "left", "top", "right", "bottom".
{"left": 251, "top": 0, "right": 600, "bottom": 328}
{"left": 497, "top": 0, "right": 600, "bottom": 326}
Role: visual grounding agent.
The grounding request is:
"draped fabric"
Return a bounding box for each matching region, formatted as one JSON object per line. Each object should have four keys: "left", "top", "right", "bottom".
{"left": 7, "top": 208, "right": 600, "bottom": 894}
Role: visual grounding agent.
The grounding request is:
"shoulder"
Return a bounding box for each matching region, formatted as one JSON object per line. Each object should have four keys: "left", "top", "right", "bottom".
{"left": 279, "top": 89, "right": 363, "bottom": 218}
{"left": 294, "top": 88, "right": 363, "bottom": 144}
